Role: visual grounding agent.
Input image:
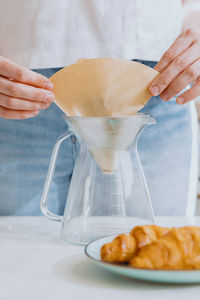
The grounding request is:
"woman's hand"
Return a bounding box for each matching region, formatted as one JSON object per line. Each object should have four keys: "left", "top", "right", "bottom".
{"left": 0, "top": 56, "right": 54, "bottom": 119}
{"left": 149, "top": 29, "right": 200, "bottom": 104}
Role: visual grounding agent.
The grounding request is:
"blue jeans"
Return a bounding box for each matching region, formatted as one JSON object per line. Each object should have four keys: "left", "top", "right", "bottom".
{"left": 0, "top": 62, "right": 197, "bottom": 216}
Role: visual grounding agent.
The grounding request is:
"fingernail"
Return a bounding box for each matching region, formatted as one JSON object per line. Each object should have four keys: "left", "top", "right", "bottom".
{"left": 44, "top": 81, "right": 53, "bottom": 90}
{"left": 43, "top": 104, "right": 50, "bottom": 109}
{"left": 177, "top": 97, "right": 185, "bottom": 104}
{"left": 46, "top": 92, "right": 55, "bottom": 101}
{"left": 32, "top": 111, "right": 39, "bottom": 116}
{"left": 36, "top": 104, "right": 42, "bottom": 109}
{"left": 161, "top": 93, "right": 168, "bottom": 101}
{"left": 28, "top": 111, "right": 39, "bottom": 118}
{"left": 149, "top": 85, "right": 160, "bottom": 96}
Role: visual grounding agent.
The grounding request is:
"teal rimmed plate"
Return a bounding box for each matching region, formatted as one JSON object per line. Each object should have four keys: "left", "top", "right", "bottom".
{"left": 85, "top": 235, "right": 200, "bottom": 284}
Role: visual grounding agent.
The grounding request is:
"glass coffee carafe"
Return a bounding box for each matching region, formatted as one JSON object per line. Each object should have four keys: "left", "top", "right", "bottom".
{"left": 40, "top": 114, "right": 155, "bottom": 245}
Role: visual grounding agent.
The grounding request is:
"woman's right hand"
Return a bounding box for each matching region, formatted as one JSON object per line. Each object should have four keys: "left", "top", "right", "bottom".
{"left": 0, "top": 56, "right": 55, "bottom": 119}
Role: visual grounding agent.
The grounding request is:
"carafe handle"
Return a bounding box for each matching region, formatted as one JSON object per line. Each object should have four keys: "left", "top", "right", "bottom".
{"left": 40, "top": 132, "right": 72, "bottom": 222}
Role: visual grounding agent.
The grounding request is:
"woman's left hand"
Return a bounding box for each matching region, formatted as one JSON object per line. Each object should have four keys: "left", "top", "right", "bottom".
{"left": 149, "top": 28, "right": 200, "bottom": 104}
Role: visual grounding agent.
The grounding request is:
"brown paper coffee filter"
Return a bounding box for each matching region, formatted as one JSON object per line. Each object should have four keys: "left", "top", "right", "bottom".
{"left": 50, "top": 58, "right": 158, "bottom": 116}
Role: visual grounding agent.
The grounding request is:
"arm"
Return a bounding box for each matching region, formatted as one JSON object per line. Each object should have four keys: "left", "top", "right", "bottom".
{"left": 149, "top": 0, "right": 200, "bottom": 104}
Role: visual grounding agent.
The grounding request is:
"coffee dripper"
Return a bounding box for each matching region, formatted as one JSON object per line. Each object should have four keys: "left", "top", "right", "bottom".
{"left": 40, "top": 114, "right": 155, "bottom": 245}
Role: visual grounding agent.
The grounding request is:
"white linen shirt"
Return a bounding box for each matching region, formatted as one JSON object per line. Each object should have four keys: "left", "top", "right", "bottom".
{"left": 0, "top": 0, "right": 183, "bottom": 68}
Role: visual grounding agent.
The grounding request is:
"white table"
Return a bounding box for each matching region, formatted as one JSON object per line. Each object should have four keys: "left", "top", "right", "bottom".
{"left": 1, "top": 217, "right": 200, "bottom": 300}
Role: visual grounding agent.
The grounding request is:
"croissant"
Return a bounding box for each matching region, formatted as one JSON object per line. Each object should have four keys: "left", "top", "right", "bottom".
{"left": 130, "top": 226, "right": 200, "bottom": 270}
{"left": 100, "top": 225, "right": 169, "bottom": 263}
{"left": 130, "top": 225, "right": 169, "bottom": 248}
{"left": 100, "top": 234, "right": 136, "bottom": 263}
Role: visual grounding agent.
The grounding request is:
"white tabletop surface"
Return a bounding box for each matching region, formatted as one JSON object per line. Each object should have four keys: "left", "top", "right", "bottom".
{"left": 1, "top": 216, "right": 200, "bottom": 300}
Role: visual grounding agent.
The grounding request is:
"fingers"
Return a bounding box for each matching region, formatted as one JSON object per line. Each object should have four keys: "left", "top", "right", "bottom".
{"left": 150, "top": 43, "right": 200, "bottom": 98}
{"left": 154, "top": 29, "right": 197, "bottom": 73}
{"left": 160, "top": 59, "right": 200, "bottom": 101}
{"left": 0, "top": 56, "right": 53, "bottom": 90}
{"left": 0, "top": 92, "right": 50, "bottom": 111}
{"left": 176, "top": 80, "right": 200, "bottom": 105}
{"left": 0, "top": 105, "right": 39, "bottom": 119}
{"left": 0, "top": 56, "right": 54, "bottom": 119}
{"left": 149, "top": 29, "right": 200, "bottom": 102}
{"left": 0, "top": 76, "right": 55, "bottom": 104}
